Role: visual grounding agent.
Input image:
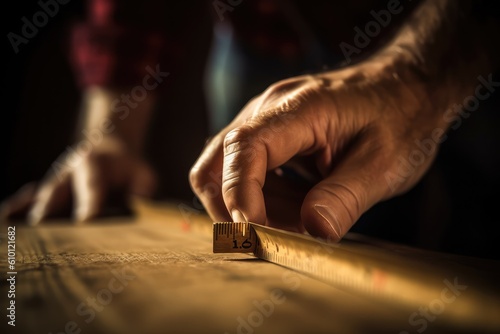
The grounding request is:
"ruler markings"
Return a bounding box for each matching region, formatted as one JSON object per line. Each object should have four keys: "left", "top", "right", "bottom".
{"left": 212, "top": 221, "right": 500, "bottom": 322}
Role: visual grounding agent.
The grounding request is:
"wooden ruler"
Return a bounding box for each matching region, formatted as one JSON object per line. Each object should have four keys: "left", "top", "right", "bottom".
{"left": 213, "top": 222, "right": 500, "bottom": 329}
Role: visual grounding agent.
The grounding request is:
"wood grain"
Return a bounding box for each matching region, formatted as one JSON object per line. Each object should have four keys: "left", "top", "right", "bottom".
{"left": 0, "top": 200, "right": 498, "bottom": 334}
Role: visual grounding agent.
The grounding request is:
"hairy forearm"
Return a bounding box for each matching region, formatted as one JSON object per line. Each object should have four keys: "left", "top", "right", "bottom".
{"left": 380, "top": 0, "right": 499, "bottom": 108}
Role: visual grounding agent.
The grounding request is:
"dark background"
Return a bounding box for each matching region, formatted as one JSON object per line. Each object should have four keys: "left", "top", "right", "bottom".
{"left": 2, "top": 1, "right": 84, "bottom": 198}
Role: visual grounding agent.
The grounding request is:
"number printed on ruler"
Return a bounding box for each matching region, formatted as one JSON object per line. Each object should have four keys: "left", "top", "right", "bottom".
{"left": 213, "top": 222, "right": 256, "bottom": 253}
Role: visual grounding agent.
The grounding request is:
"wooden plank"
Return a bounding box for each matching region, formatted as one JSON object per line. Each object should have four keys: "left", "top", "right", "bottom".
{"left": 0, "top": 200, "right": 498, "bottom": 334}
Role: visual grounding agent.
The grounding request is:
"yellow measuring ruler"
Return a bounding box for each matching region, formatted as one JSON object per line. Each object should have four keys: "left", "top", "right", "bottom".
{"left": 213, "top": 222, "right": 500, "bottom": 330}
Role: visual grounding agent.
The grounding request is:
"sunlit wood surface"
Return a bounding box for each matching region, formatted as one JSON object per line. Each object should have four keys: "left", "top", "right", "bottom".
{"left": 1, "top": 200, "right": 498, "bottom": 334}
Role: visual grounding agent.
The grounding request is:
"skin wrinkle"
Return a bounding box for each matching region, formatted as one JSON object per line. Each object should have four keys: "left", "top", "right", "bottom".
{"left": 314, "top": 204, "right": 342, "bottom": 239}
{"left": 279, "top": 92, "right": 302, "bottom": 113}
{"left": 222, "top": 161, "right": 246, "bottom": 188}
{"left": 315, "top": 184, "right": 359, "bottom": 229}
{"left": 223, "top": 178, "right": 261, "bottom": 201}
{"left": 248, "top": 122, "right": 282, "bottom": 166}
{"left": 222, "top": 134, "right": 265, "bottom": 198}
{"left": 337, "top": 180, "right": 365, "bottom": 220}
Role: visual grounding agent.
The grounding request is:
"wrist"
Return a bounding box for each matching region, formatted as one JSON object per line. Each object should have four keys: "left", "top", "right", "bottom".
{"left": 77, "top": 87, "right": 155, "bottom": 155}
{"left": 366, "top": 45, "right": 455, "bottom": 130}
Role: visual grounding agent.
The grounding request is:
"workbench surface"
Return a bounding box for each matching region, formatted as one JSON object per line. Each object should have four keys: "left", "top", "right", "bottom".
{"left": 1, "top": 200, "right": 498, "bottom": 334}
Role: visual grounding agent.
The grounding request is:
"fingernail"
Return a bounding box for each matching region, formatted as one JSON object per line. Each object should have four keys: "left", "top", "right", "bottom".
{"left": 313, "top": 205, "right": 342, "bottom": 239}
{"left": 231, "top": 209, "right": 247, "bottom": 223}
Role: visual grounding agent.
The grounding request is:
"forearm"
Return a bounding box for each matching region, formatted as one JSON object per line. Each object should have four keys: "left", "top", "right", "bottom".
{"left": 76, "top": 87, "right": 156, "bottom": 155}
{"left": 316, "top": 0, "right": 499, "bottom": 137}
{"left": 378, "top": 0, "right": 499, "bottom": 112}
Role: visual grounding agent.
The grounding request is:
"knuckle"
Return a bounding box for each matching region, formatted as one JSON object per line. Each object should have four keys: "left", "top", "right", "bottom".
{"left": 223, "top": 126, "right": 254, "bottom": 152}
{"left": 189, "top": 164, "right": 206, "bottom": 195}
{"left": 221, "top": 127, "right": 263, "bottom": 198}
{"left": 223, "top": 126, "right": 258, "bottom": 161}
{"left": 188, "top": 167, "right": 198, "bottom": 190}
{"left": 265, "top": 77, "right": 305, "bottom": 95}
{"left": 189, "top": 162, "right": 223, "bottom": 200}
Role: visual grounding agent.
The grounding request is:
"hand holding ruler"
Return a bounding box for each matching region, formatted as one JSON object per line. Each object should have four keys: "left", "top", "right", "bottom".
{"left": 213, "top": 222, "right": 500, "bottom": 331}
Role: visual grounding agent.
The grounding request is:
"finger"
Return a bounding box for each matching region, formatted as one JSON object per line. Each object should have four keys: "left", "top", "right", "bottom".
{"left": 190, "top": 97, "right": 268, "bottom": 223}
{"left": 301, "top": 137, "right": 390, "bottom": 242}
{"left": 0, "top": 183, "right": 37, "bottom": 222}
{"left": 190, "top": 134, "right": 232, "bottom": 222}
{"left": 28, "top": 174, "right": 72, "bottom": 226}
{"left": 72, "top": 159, "right": 108, "bottom": 222}
{"left": 222, "top": 113, "right": 316, "bottom": 225}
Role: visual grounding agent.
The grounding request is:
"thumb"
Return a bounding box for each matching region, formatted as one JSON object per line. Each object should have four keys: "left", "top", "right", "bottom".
{"left": 301, "top": 141, "right": 390, "bottom": 242}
